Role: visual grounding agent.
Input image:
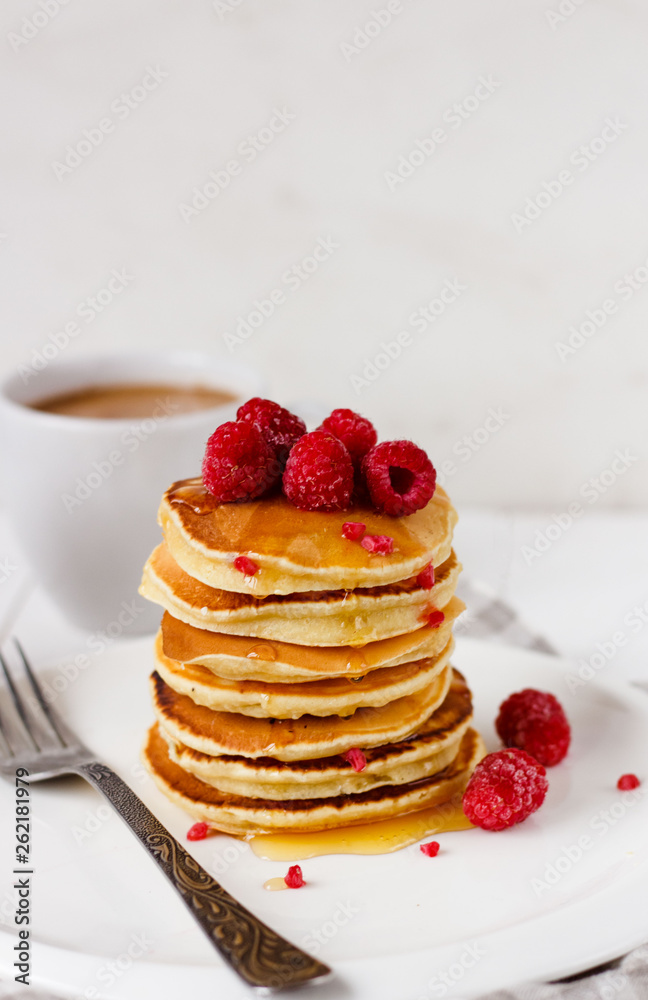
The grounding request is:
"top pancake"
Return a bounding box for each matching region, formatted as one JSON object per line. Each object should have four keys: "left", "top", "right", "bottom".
{"left": 159, "top": 478, "right": 457, "bottom": 596}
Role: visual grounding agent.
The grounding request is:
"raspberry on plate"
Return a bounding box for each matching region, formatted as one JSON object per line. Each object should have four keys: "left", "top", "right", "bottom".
{"left": 283, "top": 430, "right": 354, "bottom": 512}
{"left": 496, "top": 689, "right": 571, "bottom": 767}
{"left": 420, "top": 841, "right": 440, "bottom": 857}
{"left": 319, "top": 408, "right": 377, "bottom": 466}
{"left": 617, "top": 773, "right": 641, "bottom": 791}
{"left": 284, "top": 865, "right": 305, "bottom": 888}
{"left": 202, "top": 421, "right": 278, "bottom": 502}
{"left": 187, "top": 821, "right": 209, "bottom": 841}
{"left": 462, "top": 749, "right": 548, "bottom": 831}
{"left": 237, "top": 398, "right": 306, "bottom": 463}
{"left": 362, "top": 440, "right": 437, "bottom": 516}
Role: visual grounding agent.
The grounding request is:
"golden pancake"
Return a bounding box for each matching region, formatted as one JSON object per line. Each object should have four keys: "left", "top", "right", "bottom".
{"left": 159, "top": 478, "right": 457, "bottom": 596}
{"left": 140, "top": 544, "right": 461, "bottom": 645}
{"left": 162, "top": 669, "right": 473, "bottom": 799}
{"left": 143, "top": 723, "right": 485, "bottom": 834}
{"left": 153, "top": 629, "right": 454, "bottom": 718}
{"left": 160, "top": 599, "right": 464, "bottom": 682}
{"left": 151, "top": 663, "right": 452, "bottom": 761}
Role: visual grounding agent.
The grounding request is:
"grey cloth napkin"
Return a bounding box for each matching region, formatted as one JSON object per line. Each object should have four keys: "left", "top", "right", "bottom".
{"left": 454, "top": 579, "right": 647, "bottom": 1000}
{"left": 483, "top": 944, "right": 648, "bottom": 1000}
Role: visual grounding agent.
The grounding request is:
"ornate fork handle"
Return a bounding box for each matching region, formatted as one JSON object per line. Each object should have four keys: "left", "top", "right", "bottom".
{"left": 77, "top": 761, "right": 331, "bottom": 992}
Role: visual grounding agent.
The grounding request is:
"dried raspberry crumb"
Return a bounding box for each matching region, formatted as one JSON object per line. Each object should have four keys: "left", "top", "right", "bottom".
{"left": 462, "top": 749, "right": 548, "bottom": 831}
{"left": 617, "top": 773, "right": 641, "bottom": 791}
{"left": 361, "top": 534, "right": 394, "bottom": 555}
{"left": 425, "top": 609, "right": 445, "bottom": 629}
{"left": 233, "top": 556, "right": 259, "bottom": 576}
{"left": 319, "top": 409, "right": 377, "bottom": 467}
{"left": 420, "top": 841, "right": 440, "bottom": 857}
{"left": 284, "top": 865, "right": 305, "bottom": 888}
{"left": 283, "top": 431, "right": 354, "bottom": 512}
{"left": 342, "top": 521, "right": 366, "bottom": 542}
{"left": 237, "top": 398, "right": 306, "bottom": 463}
{"left": 362, "top": 440, "right": 436, "bottom": 516}
{"left": 187, "top": 822, "right": 209, "bottom": 841}
{"left": 202, "top": 421, "right": 278, "bottom": 502}
{"left": 416, "top": 563, "right": 435, "bottom": 589}
{"left": 496, "top": 689, "right": 571, "bottom": 767}
{"left": 343, "top": 747, "right": 367, "bottom": 772}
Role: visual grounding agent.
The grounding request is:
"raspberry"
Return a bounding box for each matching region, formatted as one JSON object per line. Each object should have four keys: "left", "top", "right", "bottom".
{"left": 284, "top": 865, "right": 305, "bottom": 888}
{"left": 342, "top": 747, "right": 367, "bottom": 772}
{"left": 319, "top": 408, "right": 377, "bottom": 467}
{"left": 420, "top": 841, "right": 440, "bottom": 857}
{"left": 234, "top": 556, "right": 259, "bottom": 576}
{"left": 187, "top": 822, "right": 209, "bottom": 841}
{"left": 283, "top": 431, "right": 354, "bottom": 512}
{"left": 617, "top": 774, "right": 640, "bottom": 791}
{"left": 423, "top": 609, "right": 445, "bottom": 629}
{"left": 237, "top": 398, "right": 306, "bottom": 463}
{"left": 361, "top": 534, "right": 394, "bottom": 555}
{"left": 462, "top": 749, "right": 548, "bottom": 831}
{"left": 342, "top": 521, "right": 365, "bottom": 541}
{"left": 362, "top": 440, "right": 437, "bottom": 516}
{"left": 202, "top": 421, "right": 278, "bottom": 502}
{"left": 416, "top": 563, "right": 435, "bottom": 589}
{"left": 496, "top": 689, "right": 571, "bottom": 767}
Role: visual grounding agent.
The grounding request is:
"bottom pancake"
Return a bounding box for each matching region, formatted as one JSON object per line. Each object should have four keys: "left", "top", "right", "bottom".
{"left": 143, "top": 723, "right": 485, "bottom": 835}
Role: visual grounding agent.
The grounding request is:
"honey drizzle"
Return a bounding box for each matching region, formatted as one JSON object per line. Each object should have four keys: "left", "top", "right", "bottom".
{"left": 168, "top": 480, "right": 218, "bottom": 515}
{"left": 247, "top": 799, "right": 473, "bottom": 861}
{"left": 263, "top": 877, "right": 289, "bottom": 891}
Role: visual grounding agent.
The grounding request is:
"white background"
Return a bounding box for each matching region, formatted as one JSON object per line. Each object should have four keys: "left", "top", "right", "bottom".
{"left": 1, "top": 0, "right": 647, "bottom": 509}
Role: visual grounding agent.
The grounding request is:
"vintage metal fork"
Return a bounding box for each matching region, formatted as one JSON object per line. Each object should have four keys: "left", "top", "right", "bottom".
{"left": 0, "top": 640, "right": 332, "bottom": 993}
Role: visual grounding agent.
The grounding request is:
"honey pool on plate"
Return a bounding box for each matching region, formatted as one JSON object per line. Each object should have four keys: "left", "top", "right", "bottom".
{"left": 247, "top": 797, "right": 473, "bottom": 861}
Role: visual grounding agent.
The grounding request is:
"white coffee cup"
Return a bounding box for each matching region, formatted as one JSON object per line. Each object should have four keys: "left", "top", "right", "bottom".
{"left": 0, "top": 351, "right": 265, "bottom": 634}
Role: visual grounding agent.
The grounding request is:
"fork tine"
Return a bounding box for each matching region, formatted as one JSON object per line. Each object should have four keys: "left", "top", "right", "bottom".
{"left": 14, "top": 640, "right": 69, "bottom": 748}
{"left": 0, "top": 707, "right": 13, "bottom": 758}
{"left": 0, "top": 648, "right": 40, "bottom": 751}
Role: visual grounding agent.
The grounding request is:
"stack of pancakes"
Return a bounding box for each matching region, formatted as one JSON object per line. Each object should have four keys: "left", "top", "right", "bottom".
{"left": 140, "top": 477, "right": 484, "bottom": 837}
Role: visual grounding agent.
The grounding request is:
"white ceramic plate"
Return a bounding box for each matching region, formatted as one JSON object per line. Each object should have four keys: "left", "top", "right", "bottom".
{"left": 1, "top": 636, "right": 647, "bottom": 1000}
